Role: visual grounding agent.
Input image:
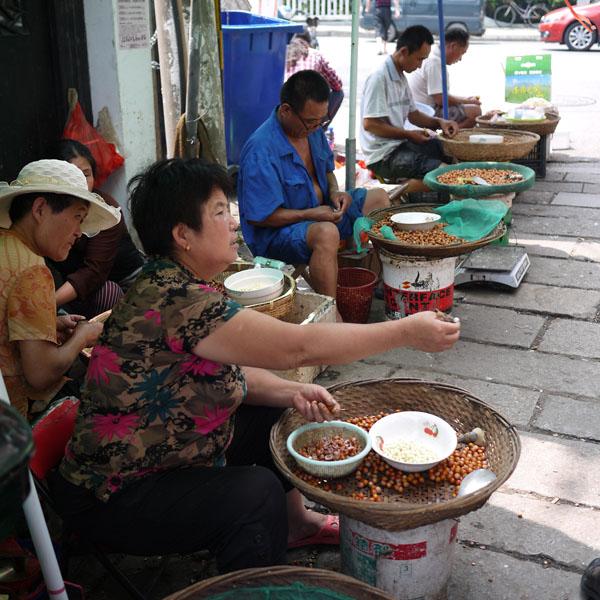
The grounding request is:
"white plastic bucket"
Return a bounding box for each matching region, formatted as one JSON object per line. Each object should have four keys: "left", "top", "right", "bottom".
{"left": 378, "top": 248, "right": 456, "bottom": 319}
{"left": 340, "top": 515, "right": 458, "bottom": 600}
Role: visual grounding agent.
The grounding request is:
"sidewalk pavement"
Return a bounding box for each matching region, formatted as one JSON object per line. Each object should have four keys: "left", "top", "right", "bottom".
{"left": 318, "top": 20, "right": 540, "bottom": 42}
{"left": 68, "top": 158, "right": 599, "bottom": 599}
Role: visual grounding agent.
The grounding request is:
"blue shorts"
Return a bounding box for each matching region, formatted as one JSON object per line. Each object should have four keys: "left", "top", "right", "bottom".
{"left": 265, "top": 188, "right": 367, "bottom": 265}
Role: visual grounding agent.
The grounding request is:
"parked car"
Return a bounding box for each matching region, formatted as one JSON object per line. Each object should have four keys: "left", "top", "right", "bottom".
{"left": 360, "top": 0, "right": 486, "bottom": 39}
{"left": 539, "top": 1, "right": 600, "bottom": 50}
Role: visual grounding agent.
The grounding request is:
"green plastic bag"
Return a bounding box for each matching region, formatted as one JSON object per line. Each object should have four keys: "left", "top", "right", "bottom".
{"left": 434, "top": 199, "right": 508, "bottom": 242}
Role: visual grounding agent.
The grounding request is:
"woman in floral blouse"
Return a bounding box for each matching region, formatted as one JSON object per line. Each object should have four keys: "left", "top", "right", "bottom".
{"left": 51, "top": 158, "right": 460, "bottom": 573}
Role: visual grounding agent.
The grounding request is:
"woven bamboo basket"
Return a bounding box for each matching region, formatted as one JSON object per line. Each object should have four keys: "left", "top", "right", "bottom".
{"left": 365, "top": 204, "right": 506, "bottom": 258}
{"left": 80, "top": 310, "right": 112, "bottom": 360}
{"left": 163, "top": 566, "right": 393, "bottom": 599}
{"left": 440, "top": 128, "right": 540, "bottom": 162}
{"left": 212, "top": 262, "right": 296, "bottom": 319}
{"left": 476, "top": 114, "right": 560, "bottom": 137}
{"left": 270, "top": 378, "right": 521, "bottom": 532}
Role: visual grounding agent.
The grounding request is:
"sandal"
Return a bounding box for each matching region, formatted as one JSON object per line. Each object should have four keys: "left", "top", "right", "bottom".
{"left": 287, "top": 514, "right": 340, "bottom": 549}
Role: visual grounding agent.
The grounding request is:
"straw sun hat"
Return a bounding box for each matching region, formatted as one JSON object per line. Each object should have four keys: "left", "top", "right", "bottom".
{"left": 0, "top": 159, "right": 121, "bottom": 236}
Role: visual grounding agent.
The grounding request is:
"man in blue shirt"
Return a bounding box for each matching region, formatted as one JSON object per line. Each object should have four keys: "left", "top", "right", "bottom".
{"left": 238, "top": 70, "right": 389, "bottom": 301}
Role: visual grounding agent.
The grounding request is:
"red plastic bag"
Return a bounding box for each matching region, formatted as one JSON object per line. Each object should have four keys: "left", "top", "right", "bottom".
{"left": 62, "top": 90, "right": 124, "bottom": 186}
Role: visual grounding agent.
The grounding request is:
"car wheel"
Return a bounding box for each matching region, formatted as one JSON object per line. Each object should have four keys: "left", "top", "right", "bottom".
{"left": 564, "top": 21, "right": 596, "bottom": 50}
{"left": 446, "top": 22, "right": 468, "bottom": 33}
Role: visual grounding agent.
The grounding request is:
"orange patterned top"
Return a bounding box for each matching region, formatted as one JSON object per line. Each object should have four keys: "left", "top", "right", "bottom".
{"left": 0, "top": 229, "right": 61, "bottom": 418}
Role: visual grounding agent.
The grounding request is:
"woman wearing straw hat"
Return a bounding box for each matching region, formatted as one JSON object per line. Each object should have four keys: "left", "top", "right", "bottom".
{"left": 0, "top": 159, "right": 121, "bottom": 419}
{"left": 52, "top": 158, "right": 460, "bottom": 573}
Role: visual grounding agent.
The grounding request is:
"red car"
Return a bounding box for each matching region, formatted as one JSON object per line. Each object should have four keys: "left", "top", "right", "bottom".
{"left": 539, "top": 1, "right": 600, "bottom": 50}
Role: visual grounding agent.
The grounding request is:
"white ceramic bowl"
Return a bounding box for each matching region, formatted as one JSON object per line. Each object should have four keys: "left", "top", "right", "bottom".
{"left": 224, "top": 267, "right": 284, "bottom": 305}
{"left": 369, "top": 411, "right": 457, "bottom": 473}
{"left": 287, "top": 421, "right": 372, "bottom": 479}
{"left": 390, "top": 212, "right": 441, "bottom": 231}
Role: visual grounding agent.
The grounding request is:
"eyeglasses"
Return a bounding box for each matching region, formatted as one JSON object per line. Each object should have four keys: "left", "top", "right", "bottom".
{"left": 290, "top": 106, "right": 331, "bottom": 131}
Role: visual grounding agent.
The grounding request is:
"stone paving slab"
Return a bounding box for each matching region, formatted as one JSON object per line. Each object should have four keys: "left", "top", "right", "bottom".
{"left": 524, "top": 256, "right": 600, "bottom": 290}
{"left": 384, "top": 367, "right": 539, "bottom": 428}
{"left": 515, "top": 190, "right": 556, "bottom": 204}
{"left": 459, "top": 491, "right": 600, "bottom": 569}
{"left": 452, "top": 304, "right": 544, "bottom": 348}
{"left": 507, "top": 432, "right": 600, "bottom": 507}
{"left": 584, "top": 183, "right": 600, "bottom": 194}
{"left": 534, "top": 394, "right": 600, "bottom": 440}
{"left": 512, "top": 204, "right": 600, "bottom": 220}
{"left": 511, "top": 215, "right": 600, "bottom": 238}
{"left": 538, "top": 318, "right": 600, "bottom": 358}
{"left": 448, "top": 544, "right": 582, "bottom": 600}
{"left": 550, "top": 162, "right": 600, "bottom": 174}
{"left": 565, "top": 172, "right": 600, "bottom": 184}
{"left": 531, "top": 181, "right": 583, "bottom": 193}
{"left": 458, "top": 282, "right": 600, "bottom": 319}
{"left": 574, "top": 241, "right": 600, "bottom": 262}
{"left": 315, "top": 361, "right": 395, "bottom": 388}
{"left": 539, "top": 171, "right": 567, "bottom": 182}
{"left": 552, "top": 192, "right": 600, "bottom": 208}
{"left": 508, "top": 235, "right": 578, "bottom": 260}
{"left": 363, "top": 340, "right": 600, "bottom": 398}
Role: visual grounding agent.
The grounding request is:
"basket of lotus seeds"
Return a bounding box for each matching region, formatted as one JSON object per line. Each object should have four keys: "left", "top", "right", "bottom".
{"left": 270, "top": 378, "right": 521, "bottom": 531}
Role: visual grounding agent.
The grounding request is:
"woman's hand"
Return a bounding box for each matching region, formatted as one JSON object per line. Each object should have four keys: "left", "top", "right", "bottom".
{"left": 56, "top": 314, "right": 86, "bottom": 344}
{"left": 291, "top": 384, "right": 341, "bottom": 422}
{"left": 401, "top": 311, "right": 461, "bottom": 352}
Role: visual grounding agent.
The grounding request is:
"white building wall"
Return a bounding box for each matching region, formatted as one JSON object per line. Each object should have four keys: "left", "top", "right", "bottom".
{"left": 83, "top": 0, "right": 157, "bottom": 225}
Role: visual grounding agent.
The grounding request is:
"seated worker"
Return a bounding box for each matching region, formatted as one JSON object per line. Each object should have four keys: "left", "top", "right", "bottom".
{"left": 51, "top": 157, "right": 460, "bottom": 573}
{"left": 407, "top": 27, "right": 482, "bottom": 129}
{"left": 285, "top": 30, "right": 345, "bottom": 123}
{"left": 360, "top": 25, "right": 459, "bottom": 191}
{"left": 47, "top": 139, "right": 146, "bottom": 319}
{"left": 0, "top": 159, "right": 120, "bottom": 418}
{"left": 238, "top": 70, "right": 389, "bottom": 300}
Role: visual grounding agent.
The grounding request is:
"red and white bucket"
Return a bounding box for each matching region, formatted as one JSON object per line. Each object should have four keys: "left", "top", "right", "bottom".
{"left": 340, "top": 515, "right": 459, "bottom": 600}
{"left": 378, "top": 248, "right": 456, "bottom": 319}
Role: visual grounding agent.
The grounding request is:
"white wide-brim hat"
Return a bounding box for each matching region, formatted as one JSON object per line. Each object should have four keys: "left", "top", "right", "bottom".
{"left": 0, "top": 159, "right": 121, "bottom": 236}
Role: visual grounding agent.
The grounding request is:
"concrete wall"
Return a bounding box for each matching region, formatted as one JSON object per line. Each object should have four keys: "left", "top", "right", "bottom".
{"left": 83, "top": 0, "right": 157, "bottom": 225}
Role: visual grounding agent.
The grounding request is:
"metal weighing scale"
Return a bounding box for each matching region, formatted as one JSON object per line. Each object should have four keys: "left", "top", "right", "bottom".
{"left": 455, "top": 245, "right": 530, "bottom": 288}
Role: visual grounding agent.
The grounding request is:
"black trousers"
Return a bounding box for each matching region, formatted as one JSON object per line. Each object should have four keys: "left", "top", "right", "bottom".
{"left": 49, "top": 405, "right": 289, "bottom": 573}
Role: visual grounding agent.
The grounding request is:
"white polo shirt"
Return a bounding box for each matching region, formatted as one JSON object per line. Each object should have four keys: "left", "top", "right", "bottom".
{"left": 359, "top": 56, "right": 417, "bottom": 166}
{"left": 407, "top": 46, "right": 449, "bottom": 108}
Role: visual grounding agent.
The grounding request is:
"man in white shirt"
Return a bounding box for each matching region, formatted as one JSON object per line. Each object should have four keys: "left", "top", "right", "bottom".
{"left": 360, "top": 25, "right": 458, "bottom": 189}
{"left": 408, "top": 28, "right": 482, "bottom": 129}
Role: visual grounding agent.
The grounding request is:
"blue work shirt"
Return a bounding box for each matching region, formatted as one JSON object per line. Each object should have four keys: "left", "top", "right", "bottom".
{"left": 238, "top": 109, "right": 335, "bottom": 259}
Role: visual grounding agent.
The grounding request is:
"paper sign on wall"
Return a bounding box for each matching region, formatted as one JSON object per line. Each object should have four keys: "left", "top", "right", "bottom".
{"left": 505, "top": 54, "right": 551, "bottom": 103}
{"left": 118, "top": 0, "right": 150, "bottom": 50}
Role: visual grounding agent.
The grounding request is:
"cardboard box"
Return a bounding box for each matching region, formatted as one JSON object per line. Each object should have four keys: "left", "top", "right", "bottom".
{"left": 271, "top": 291, "right": 336, "bottom": 383}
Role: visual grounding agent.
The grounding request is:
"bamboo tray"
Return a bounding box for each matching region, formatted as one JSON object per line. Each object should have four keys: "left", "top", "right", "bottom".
{"left": 365, "top": 204, "right": 506, "bottom": 258}
{"left": 476, "top": 114, "right": 560, "bottom": 137}
{"left": 271, "top": 378, "right": 520, "bottom": 532}
{"left": 440, "top": 128, "right": 540, "bottom": 162}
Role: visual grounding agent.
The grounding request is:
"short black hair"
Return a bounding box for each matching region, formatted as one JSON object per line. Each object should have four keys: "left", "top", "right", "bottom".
{"left": 293, "top": 28, "right": 312, "bottom": 45}
{"left": 8, "top": 192, "right": 83, "bottom": 224}
{"left": 280, "top": 70, "right": 330, "bottom": 112}
{"left": 445, "top": 27, "right": 470, "bottom": 46}
{"left": 396, "top": 25, "right": 434, "bottom": 53}
{"left": 128, "top": 158, "right": 232, "bottom": 258}
{"left": 54, "top": 139, "right": 97, "bottom": 178}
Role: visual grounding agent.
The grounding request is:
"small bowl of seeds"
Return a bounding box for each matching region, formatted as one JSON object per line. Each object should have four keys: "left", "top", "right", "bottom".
{"left": 287, "top": 421, "right": 372, "bottom": 478}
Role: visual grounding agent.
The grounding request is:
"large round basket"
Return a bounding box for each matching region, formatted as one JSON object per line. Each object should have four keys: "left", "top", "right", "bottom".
{"left": 439, "top": 128, "right": 540, "bottom": 162}
{"left": 270, "top": 378, "right": 521, "bottom": 532}
{"left": 476, "top": 114, "right": 560, "bottom": 137}
{"left": 365, "top": 204, "right": 506, "bottom": 258}
{"left": 424, "top": 161, "right": 535, "bottom": 198}
{"left": 163, "top": 566, "right": 393, "bottom": 599}
{"left": 211, "top": 262, "right": 296, "bottom": 320}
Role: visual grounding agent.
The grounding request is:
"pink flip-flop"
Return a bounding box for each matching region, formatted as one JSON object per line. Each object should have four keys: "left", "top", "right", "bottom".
{"left": 287, "top": 514, "right": 340, "bottom": 549}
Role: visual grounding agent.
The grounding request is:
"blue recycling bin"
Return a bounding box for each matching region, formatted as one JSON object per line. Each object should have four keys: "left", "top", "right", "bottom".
{"left": 221, "top": 11, "right": 302, "bottom": 165}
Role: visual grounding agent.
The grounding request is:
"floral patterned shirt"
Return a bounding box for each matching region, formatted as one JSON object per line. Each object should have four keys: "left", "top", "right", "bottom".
{"left": 60, "top": 258, "right": 245, "bottom": 502}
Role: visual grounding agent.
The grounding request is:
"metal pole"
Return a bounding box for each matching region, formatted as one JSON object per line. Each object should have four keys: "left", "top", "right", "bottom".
{"left": 185, "top": 0, "right": 201, "bottom": 159}
{"left": 0, "top": 372, "right": 68, "bottom": 600}
{"left": 345, "top": 0, "right": 359, "bottom": 192}
{"left": 437, "top": 0, "right": 449, "bottom": 120}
